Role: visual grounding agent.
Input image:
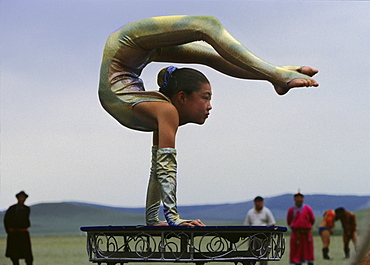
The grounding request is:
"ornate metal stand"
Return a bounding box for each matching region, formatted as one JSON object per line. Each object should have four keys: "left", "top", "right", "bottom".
{"left": 80, "top": 226, "right": 287, "bottom": 265}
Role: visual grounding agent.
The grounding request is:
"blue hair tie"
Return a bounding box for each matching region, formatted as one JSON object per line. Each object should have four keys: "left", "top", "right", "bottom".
{"left": 161, "top": 66, "right": 178, "bottom": 93}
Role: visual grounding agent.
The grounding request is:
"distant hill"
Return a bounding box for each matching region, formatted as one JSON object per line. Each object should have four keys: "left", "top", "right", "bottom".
{"left": 0, "top": 202, "right": 144, "bottom": 236}
{"left": 0, "top": 194, "right": 369, "bottom": 236}
{"left": 72, "top": 193, "right": 370, "bottom": 222}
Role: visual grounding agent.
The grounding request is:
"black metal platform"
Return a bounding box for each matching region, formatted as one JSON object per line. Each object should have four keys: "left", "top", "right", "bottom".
{"left": 80, "top": 225, "right": 287, "bottom": 265}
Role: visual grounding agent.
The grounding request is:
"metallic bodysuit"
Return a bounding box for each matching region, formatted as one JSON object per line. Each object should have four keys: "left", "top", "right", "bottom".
{"left": 99, "top": 15, "right": 309, "bottom": 132}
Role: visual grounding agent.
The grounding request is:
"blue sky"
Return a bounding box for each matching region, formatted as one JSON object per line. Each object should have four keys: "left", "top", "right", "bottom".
{"left": 1, "top": 0, "right": 369, "bottom": 210}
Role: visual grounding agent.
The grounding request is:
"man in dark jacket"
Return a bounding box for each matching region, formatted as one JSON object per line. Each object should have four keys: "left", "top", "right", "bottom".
{"left": 3, "top": 191, "right": 33, "bottom": 265}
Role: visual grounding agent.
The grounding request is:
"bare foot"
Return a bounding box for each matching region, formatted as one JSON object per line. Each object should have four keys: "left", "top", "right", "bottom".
{"left": 274, "top": 66, "right": 319, "bottom": 95}
{"left": 179, "top": 219, "right": 206, "bottom": 227}
{"left": 282, "top": 66, "right": 319, "bottom": 77}
{"left": 299, "top": 66, "right": 319, "bottom": 77}
{"left": 288, "top": 77, "right": 319, "bottom": 89}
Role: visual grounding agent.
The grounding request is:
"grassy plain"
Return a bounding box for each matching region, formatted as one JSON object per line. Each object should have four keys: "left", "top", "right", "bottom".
{"left": 1, "top": 209, "right": 368, "bottom": 264}
{"left": 0, "top": 234, "right": 362, "bottom": 265}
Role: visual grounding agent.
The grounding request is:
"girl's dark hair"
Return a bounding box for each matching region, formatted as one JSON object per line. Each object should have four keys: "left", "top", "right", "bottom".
{"left": 157, "top": 67, "right": 210, "bottom": 98}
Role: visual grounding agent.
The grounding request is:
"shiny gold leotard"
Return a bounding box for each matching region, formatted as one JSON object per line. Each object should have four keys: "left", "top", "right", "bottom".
{"left": 99, "top": 15, "right": 310, "bottom": 132}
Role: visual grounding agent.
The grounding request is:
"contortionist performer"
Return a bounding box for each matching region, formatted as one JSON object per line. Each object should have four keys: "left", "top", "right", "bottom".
{"left": 98, "top": 15, "right": 319, "bottom": 226}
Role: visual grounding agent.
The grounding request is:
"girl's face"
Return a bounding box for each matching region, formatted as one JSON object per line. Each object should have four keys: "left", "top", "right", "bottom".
{"left": 180, "top": 82, "right": 212, "bottom": 125}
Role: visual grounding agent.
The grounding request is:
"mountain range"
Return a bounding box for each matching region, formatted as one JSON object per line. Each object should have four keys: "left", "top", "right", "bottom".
{"left": 1, "top": 194, "right": 369, "bottom": 236}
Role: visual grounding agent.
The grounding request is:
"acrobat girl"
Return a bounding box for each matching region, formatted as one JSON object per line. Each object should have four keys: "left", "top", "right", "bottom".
{"left": 98, "top": 15, "right": 319, "bottom": 226}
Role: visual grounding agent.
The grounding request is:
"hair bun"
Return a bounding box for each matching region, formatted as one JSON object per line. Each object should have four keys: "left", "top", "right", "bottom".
{"left": 158, "top": 66, "right": 178, "bottom": 93}
{"left": 157, "top": 68, "right": 167, "bottom": 87}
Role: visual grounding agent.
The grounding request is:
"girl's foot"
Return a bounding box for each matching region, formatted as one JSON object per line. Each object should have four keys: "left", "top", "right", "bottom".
{"left": 299, "top": 66, "right": 318, "bottom": 77}
{"left": 274, "top": 66, "right": 319, "bottom": 95}
{"left": 282, "top": 66, "right": 318, "bottom": 77}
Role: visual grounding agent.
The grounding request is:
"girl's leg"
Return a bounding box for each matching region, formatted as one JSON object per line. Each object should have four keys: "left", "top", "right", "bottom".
{"left": 151, "top": 42, "right": 261, "bottom": 80}
{"left": 152, "top": 41, "right": 318, "bottom": 84}
{"left": 129, "top": 15, "right": 318, "bottom": 93}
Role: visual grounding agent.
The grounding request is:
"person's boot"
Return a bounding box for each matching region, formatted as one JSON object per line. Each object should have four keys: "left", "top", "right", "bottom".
{"left": 344, "top": 247, "right": 350, "bottom": 259}
{"left": 146, "top": 146, "right": 165, "bottom": 225}
{"left": 323, "top": 246, "right": 330, "bottom": 260}
{"left": 156, "top": 148, "right": 190, "bottom": 226}
{"left": 11, "top": 259, "right": 20, "bottom": 265}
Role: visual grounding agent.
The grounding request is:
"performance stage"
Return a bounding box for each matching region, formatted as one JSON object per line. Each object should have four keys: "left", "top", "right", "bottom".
{"left": 80, "top": 225, "right": 287, "bottom": 265}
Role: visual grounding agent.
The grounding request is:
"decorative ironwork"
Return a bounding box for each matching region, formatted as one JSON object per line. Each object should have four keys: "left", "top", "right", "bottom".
{"left": 81, "top": 226, "right": 287, "bottom": 264}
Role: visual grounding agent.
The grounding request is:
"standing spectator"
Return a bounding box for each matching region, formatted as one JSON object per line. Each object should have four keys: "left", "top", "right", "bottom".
{"left": 244, "top": 196, "right": 276, "bottom": 265}
{"left": 287, "top": 193, "right": 315, "bottom": 265}
{"left": 3, "top": 191, "right": 33, "bottom": 265}
{"left": 318, "top": 209, "right": 335, "bottom": 260}
{"left": 244, "top": 196, "right": 276, "bottom": 226}
{"left": 335, "top": 207, "right": 358, "bottom": 258}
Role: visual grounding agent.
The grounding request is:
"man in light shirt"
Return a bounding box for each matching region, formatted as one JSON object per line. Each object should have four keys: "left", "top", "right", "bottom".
{"left": 244, "top": 196, "right": 276, "bottom": 265}
{"left": 244, "top": 196, "right": 276, "bottom": 226}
